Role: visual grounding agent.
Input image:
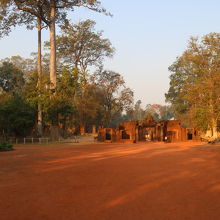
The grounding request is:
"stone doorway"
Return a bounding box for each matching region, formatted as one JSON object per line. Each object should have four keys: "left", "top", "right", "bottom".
{"left": 187, "top": 129, "right": 193, "bottom": 140}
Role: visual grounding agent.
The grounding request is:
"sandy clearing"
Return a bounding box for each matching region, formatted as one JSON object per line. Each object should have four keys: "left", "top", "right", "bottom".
{"left": 1, "top": 142, "right": 220, "bottom": 220}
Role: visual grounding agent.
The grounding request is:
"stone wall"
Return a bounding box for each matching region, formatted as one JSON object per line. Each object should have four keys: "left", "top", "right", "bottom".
{"left": 98, "top": 117, "right": 200, "bottom": 143}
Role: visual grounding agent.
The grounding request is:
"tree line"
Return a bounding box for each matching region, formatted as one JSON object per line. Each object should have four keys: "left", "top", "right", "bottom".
{"left": 0, "top": 51, "right": 172, "bottom": 137}
{"left": 0, "top": 1, "right": 173, "bottom": 138}
{"left": 0, "top": 19, "right": 135, "bottom": 137}
{"left": 0, "top": 0, "right": 111, "bottom": 137}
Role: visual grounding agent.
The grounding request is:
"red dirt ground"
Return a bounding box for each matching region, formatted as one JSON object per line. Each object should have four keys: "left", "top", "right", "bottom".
{"left": 1, "top": 142, "right": 220, "bottom": 220}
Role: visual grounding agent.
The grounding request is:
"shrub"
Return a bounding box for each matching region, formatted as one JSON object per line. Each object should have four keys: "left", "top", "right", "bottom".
{"left": 0, "top": 142, "right": 13, "bottom": 151}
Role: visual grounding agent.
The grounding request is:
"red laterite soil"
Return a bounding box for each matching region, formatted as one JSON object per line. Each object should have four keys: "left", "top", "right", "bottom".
{"left": 1, "top": 141, "right": 220, "bottom": 220}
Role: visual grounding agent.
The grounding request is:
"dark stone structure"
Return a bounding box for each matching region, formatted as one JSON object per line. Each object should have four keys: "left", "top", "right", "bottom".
{"left": 98, "top": 115, "right": 200, "bottom": 143}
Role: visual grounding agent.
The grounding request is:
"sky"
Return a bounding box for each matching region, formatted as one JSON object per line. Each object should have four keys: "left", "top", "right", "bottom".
{"left": 0, "top": 0, "right": 220, "bottom": 107}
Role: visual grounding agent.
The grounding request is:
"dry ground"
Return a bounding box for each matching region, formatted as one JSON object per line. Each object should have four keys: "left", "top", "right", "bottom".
{"left": 1, "top": 141, "right": 220, "bottom": 220}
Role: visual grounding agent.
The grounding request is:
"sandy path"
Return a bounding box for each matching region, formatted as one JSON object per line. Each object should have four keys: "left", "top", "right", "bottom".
{"left": 1, "top": 142, "right": 220, "bottom": 220}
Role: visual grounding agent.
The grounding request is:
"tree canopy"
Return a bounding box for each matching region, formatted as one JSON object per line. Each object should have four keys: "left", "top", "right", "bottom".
{"left": 166, "top": 33, "right": 220, "bottom": 136}
{"left": 0, "top": 61, "right": 24, "bottom": 93}
{"left": 55, "top": 19, "right": 114, "bottom": 72}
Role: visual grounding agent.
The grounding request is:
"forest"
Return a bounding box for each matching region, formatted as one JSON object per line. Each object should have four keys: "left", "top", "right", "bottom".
{"left": 0, "top": 0, "right": 171, "bottom": 138}
{"left": 1, "top": 1, "right": 219, "bottom": 139}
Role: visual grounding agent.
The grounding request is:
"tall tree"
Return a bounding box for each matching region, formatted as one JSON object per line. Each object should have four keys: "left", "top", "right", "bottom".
{"left": 55, "top": 19, "right": 114, "bottom": 72}
{"left": 44, "top": 19, "right": 114, "bottom": 91}
{"left": 0, "top": 0, "right": 35, "bottom": 37}
{"left": 166, "top": 33, "right": 220, "bottom": 137}
{"left": 1, "top": 0, "right": 108, "bottom": 86}
{"left": 6, "top": 0, "right": 109, "bottom": 88}
{"left": 47, "top": 0, "right": 109, "bottom": 88}
{"left": 132, "top": 100, "right": 145, "bottom": 121}
{"left": 145, "top": 104, "right": 173, "bottom": 121}
{"left": 0, "top": 0, "right": 48, "bottom": 135}
{"left": 37, "top": 16, "right": 43, "bottom": 135}
{"left": 93, "top": 70, "right": 133, "bottom": 127}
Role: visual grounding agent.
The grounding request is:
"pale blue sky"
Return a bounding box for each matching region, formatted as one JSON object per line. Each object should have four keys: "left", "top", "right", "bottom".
{"left": 0, "top": 0, "right": 220, "bottom": 106}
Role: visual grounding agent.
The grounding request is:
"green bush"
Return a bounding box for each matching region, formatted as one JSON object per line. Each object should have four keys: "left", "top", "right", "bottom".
{"left": 0, "top": 142, "right": 14, "bottom": 151}
{"left": 0, "top": 95, "right": 36, "bottom": 136}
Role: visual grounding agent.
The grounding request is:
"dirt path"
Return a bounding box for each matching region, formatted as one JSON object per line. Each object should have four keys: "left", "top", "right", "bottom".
{"left": 1, "top": 142, "right": 220, "bottom": 220}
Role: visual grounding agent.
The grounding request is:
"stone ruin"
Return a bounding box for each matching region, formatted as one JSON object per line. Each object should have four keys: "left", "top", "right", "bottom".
{"left": 97, "top": 115, "right": 200, "bottom": 143}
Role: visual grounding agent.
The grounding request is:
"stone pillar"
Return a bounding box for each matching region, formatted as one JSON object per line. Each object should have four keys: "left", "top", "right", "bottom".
{"left": 80, "top": 126, "right": 85, "bottom": 135}
{"left": 92, "top": 125, "right": 96, "bottom": 135}
{"left": 161, "top": 127, "right": 164, "bottom": 141}
{"left": 136, "top": 127, "right": 139, "bottom": 142}
{"left": 111, "top": 129, "right": 113, "bottom": 142}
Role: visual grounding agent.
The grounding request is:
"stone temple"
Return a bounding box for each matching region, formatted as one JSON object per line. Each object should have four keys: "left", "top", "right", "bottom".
{"left": 98, "top": 115, "right": 200, "bottom": 143}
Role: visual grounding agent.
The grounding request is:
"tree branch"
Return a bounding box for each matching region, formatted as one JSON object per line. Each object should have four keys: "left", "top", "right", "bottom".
{"left": 16, "top": 6, "right": 49, "bottom": 26}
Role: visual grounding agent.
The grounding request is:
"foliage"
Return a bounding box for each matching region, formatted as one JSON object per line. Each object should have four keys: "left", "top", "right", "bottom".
{"left": 0, "top": 142, "right": 13, "bottom": 151}
{"left": 0, "top": 61, "right": 25, "bottom": 93}
{"left": 0, "top": 55, "right": 36, "bottom": 79}
{"left": 93, "top": 69, "right": 134, "bottom": 127}
{"left": 166, "top": 33, "right": 220, "bottom": 134}
{"left": 126, "top": 101, "right": 173, "bottom": 122}
{"left": 0, "top": 0, "right": 35, "bottom": 38}
{"left": 75, "top": 84, "right": 100, "bottom": 127}
{"left": 0, "top": 15, "right": 120, "bottom": 135}
{"left": 43, "top": 67, "right": 76, "bottom": 124}
{"left": 145, "top": 104, "right": 173, "bottom": 121}
{"left": 130, "top": 100, "right": 146, "bottom": 121}
{"left": 1, "top": 5, "right": 164, "bottom": 137}
{"left": 0, "top": 0, "right": 113, "bottom": 135}
{"left": 0, "top": 94, "right": 36, "bottom": 136}
{"left": 0, "top": 0, "right": 110, "bottom": 87}
{"left": 47, "top": 19, "right": 114, "bottom": 72}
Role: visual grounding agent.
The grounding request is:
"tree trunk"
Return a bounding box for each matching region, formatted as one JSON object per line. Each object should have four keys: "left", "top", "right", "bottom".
{"left": 37, "top": 17, "right": 43, "bottom": 136}
{"left": 212, "top": 118, "right": 218, "bottom": 138}
{"left": 49, "top": 0, "right": 56, "bottom": 89}
{"left": 210, "top": 98, "right": 218, "bottom": 138}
